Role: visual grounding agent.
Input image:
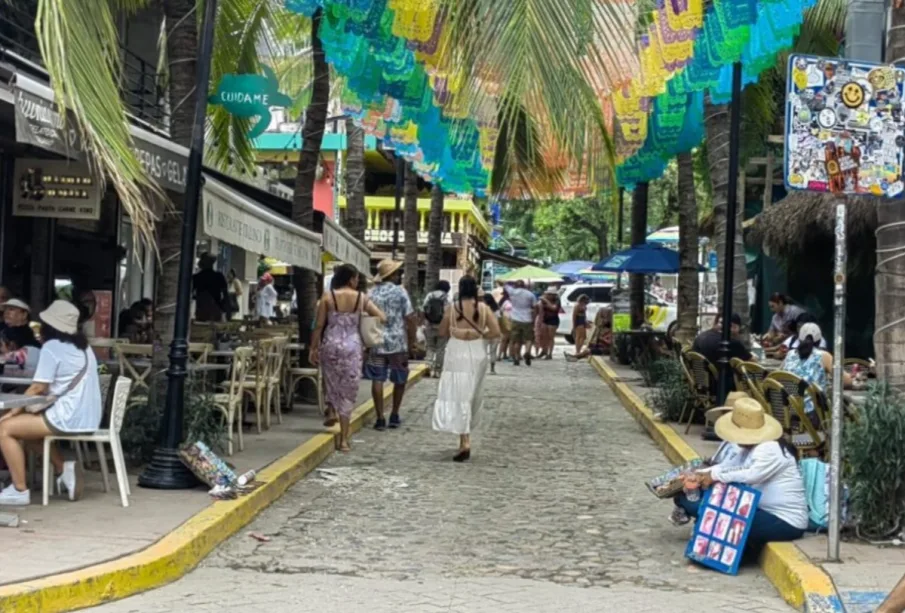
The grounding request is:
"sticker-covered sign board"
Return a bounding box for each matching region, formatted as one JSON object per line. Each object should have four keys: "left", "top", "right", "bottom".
{"left": 785, "top": 54, "right": 905, "bottom": 198}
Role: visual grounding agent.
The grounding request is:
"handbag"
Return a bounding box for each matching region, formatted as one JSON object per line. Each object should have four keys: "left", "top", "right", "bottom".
{"left": 26, "top": 351, "right": 90, "bottom": 414}
{"left": 359, "top": 295, "right": 385, "bottom": 349}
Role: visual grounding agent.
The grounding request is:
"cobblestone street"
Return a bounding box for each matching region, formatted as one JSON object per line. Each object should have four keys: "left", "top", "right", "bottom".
{"left": 90, "top": 358, "right": 793, "bottom": 612}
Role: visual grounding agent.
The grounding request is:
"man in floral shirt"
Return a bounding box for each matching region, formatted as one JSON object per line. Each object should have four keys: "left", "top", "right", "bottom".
{"left": 365, "top": 259, "right": 416, "bottom": 430}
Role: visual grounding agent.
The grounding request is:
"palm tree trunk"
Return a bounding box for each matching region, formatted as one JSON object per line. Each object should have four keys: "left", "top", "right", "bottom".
{"left": 292, "top": 8, "right": 329, "bottom": 356}
{"left": 630, "top": 183, "right": 648, "bottom": 328}
{"left": 676, "top": 151, "right": 700, "bottom": 343}
{"left": 344, "top": 118, "right": 366, "bottom": 244}
{"left": 705, "top": 100, "right": 748, "bottom": 328}
{"left": 875, "top": 5, "right": 905, "bottom": 387}
{"left": 425, "top": 184, "right": 444, "bottom": 292}
{"left": 403, "top": 162, "right": 420, "bottom": 299}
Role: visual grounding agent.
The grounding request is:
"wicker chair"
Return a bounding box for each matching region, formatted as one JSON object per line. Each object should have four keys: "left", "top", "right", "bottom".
{"left": 740, "top": 361, "right": 770, "bottom": 411}
{"left": 680, "top": 351, "right": 718, "bottom": 433}
{"left": 762, "top": 373, "right": 827, "bottom": 458}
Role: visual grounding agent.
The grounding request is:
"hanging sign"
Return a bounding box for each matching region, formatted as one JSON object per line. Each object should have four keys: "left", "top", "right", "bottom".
{"left": 686, "top": 483, "right": 762, "bottom": 575}
{"left": 12, "top": 158, "right": 101, "bottom": 220}
{"left": 14, "top": 87, "right": 83, "bottom": 159}
{"left": 208, "top": 66, "right": 292, "bottom": 139}
{"left": 785, "top": 54, "right": 905, "bottom": 198}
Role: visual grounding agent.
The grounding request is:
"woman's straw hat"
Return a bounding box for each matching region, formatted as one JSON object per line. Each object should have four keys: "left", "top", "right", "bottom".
{"left": 375, "top": 259, "right": 403, "bottom": 282}
{"left": 704, "top": 391, "right": 751, "bottom": 424}
{"left": 714, "top": 398, "right": 783, "bottom": 445}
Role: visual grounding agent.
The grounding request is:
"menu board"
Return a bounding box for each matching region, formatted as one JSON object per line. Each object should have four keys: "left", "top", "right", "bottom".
{"left": 785, "top": 54, "right": 905, "bottom": 198}
{"left": 685, "top": 483, "right": 762, "bottom": 575}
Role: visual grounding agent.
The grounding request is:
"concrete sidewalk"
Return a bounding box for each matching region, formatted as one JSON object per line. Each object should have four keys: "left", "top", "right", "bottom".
{"left": 596, "top": 359, "right": 904, "bottom": 613}
{"left": 0, "top": 366, "right": 426, "bottom": 612}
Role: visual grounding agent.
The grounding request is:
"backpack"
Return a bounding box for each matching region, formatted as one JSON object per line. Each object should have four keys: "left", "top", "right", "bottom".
{"left": 425, "top": 294, "right": 446, "bottom": 324}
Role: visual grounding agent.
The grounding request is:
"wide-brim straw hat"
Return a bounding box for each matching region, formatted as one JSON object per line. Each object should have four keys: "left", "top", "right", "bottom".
{"left": 714, "top": 398, "right": 783, "bottom": 445}
{"left": 705, "top": 392, "right": 751, "bottom": 424}
{"left": 40, "top": 300, "right": 80, "bottom": 335}
{"left": 375, "top": 258, "right": 403, "bottom": 282}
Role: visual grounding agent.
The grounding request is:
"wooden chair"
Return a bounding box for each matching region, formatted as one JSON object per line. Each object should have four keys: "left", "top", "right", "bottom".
{"left": 761, "top": 378, "right": 825, "bottom": 458}
{"left": 212, "top": 347, "right": 254, "bottom": 455}
{"left": 114, "top": 344, "right": 154, "bottom": 392}
{"left": 264, "top": 336, "right": 289, "bottom": 428}
{"left": 44, "top": 377, "right": 134, "bottom": 507}
{"left": 286, "top": 365, "right": 324, "bottom": 417}
{"left": 241, "top": 339, "right": 273, "bottom": 433}
{"left": 680, "top": 351, "right": 718, "bottom": 433}
{"left": 188, "top": 342, "right": 213, "bottom": 365}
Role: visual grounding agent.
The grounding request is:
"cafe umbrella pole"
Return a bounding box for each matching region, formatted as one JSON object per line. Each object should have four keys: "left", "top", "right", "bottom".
{"left": 716, "top": 61, "right": 743, "bottom": 407}
{"left": 139, "top": 0, "right": 219, "bottom": 490}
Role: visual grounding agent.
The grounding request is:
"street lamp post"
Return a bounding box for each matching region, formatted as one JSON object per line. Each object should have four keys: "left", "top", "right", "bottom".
{"left": 716, "top": 62, "right": 743, "bottom": 406}
{"left": 139, "top": 0, "right": 219, "bottom": 489}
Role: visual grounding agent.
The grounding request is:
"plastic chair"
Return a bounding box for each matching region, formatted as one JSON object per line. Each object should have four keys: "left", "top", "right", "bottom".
{"left": 43, "top": 377, "right": 134, "bottom": 507}
{"left": 680, "top": 351, "right": 718, "bottom": 433}
{"left": 114, "top": 344, "right": 154, "bottom": 392}
{"left": 212, "top": 347, "right": 253, "bottom": 455}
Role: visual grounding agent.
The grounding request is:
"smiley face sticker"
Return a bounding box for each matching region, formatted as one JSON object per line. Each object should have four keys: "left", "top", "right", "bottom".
{"left": 841, "top": 81, "right": 866, "bottom": 108}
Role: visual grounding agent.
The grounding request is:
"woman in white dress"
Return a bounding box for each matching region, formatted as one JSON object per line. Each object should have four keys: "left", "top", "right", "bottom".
{"left": 432, "top": 276, "right": 501, "bottom": 462}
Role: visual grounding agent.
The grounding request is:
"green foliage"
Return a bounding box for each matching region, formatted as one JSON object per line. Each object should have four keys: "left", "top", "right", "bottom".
{"left": 844, "top": 381, "right": 905, "bottom": 539}
{"left": 642, "top": 357, "right": 695, "bottom": 422}
{"left": 119, "top": 377, "right": 227, "bottom": 466}
{"left": 502, "top": 196, "right": 613, "bottom": 262}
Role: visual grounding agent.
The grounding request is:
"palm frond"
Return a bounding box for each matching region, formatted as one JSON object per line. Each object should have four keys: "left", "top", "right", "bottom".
{"left": 36, "top": 0, "right": 160, "bottom": 250}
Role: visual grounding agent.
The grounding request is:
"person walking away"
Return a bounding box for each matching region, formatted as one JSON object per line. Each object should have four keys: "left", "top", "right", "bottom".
{"left": 506, "top": 280, "right": 537, "bottom": 366}
{"left": 538, "top": 288, "right": 561, "bottom": 359}
{"left": 0, "top": 301, "right": 102, "bottom": 505}
{"left": 310, "top": 265, "right": 386, "bottom": 452}
{"left": 432, "top": 276, "right": 501, "bottom": 461}
{"left": 193, "top": 253, "right": 228, "bottom": 323}
{"left": 226, "top": 269, "right": 244, "bottom": 320}
{"left": 669, "top": 399, "right": 808, "bottom": 555}
{"left": 571, "top": 294, "right": 590, "bottom": 356}
{"left": 422, "top": 280, "right": 451, "bottom": 378}
{"left": 365, "top": 259, "right": 416, "bottom": 430}
{"left": 482, "top": 290, "right": 501, "bottom": 374}
{"left": 255, "top": 273, "right": 278, "bottom": 324}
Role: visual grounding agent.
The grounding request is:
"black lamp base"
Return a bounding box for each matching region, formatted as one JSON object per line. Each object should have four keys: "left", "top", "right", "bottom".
{"left": 138, "top": 447, "right": 199, "bottom": 490}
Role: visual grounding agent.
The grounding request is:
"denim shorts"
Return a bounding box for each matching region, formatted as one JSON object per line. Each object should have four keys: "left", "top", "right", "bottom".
{"left": 363, "top": 352, "right": 409, "bottom": 385}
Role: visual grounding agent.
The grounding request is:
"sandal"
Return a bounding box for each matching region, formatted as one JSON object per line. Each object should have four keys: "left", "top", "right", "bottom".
{"left": 323, "top": 409, "right": 338, "bottom": 427}
{"left": 453, "top": 449, "right": 471, "bottom": 462}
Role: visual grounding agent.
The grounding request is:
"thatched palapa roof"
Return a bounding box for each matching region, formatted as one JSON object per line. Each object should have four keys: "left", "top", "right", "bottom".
{"left": 747, "top": 192, "right": 879, "bottom": 259}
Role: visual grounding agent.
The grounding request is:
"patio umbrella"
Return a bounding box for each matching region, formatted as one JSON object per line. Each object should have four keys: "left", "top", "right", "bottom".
{"left": 592, "top": 243, "right": 705, "bottom": 275}
{"left": 548, "top": 260, "right": 596, "bottom": 276}
{"left": 498, "top": 265, "right": 563, "bottom": 282}
{"left": 646, "top": 226, "right": 679, "bottom": 245}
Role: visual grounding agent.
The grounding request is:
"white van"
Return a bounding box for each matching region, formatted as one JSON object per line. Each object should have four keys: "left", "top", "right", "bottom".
{"left": 557, "top": 283, "right": 678, "bottom": 335}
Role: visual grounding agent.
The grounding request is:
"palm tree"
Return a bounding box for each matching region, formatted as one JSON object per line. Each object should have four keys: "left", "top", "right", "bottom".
{"left": 630, "top": 183, "right": 648, "bottom": 328}
{"left": 875, "top": 6, "right": 905, "bottom": 385}
{"left": 344, "top": 118, "right": 366, "bottom": 243}
{"left": 403, "top": 162, "right": 420, "bottom": 300}
{"left": 675, "top": 151, "right": 699, "bottom": 343}
{"left": 292, "top": 7, "right": 329, "bottom": 351}
{"left": 425, "top": 184, "right": 445, "bottom": 293}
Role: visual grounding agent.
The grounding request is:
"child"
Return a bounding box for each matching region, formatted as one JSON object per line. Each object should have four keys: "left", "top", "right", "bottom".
{"left": 0, "top": 326, "right": 40, "bottom": 371}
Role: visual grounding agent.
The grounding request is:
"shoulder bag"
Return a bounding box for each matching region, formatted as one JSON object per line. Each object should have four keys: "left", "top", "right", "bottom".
{"left": 359, "top": 293, "right": 385, "bottom": 349}
{"left": 26, "top": 351, "right": 90, "bottom": 414}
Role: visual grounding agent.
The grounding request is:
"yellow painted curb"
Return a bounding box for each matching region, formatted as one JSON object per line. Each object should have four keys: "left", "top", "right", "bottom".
{"left": 590, "top": 356, "right": 838, "bottom": 612}
{"left": 0, "top": 365, "right": 428, "bottom": 613}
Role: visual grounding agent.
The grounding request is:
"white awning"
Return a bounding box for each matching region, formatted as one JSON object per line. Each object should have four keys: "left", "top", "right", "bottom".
{"left": 202, "top": 176, "right": 321, "bottom": 273}
{"left": 321, "top": 216, "right": 371, "bottom": 276}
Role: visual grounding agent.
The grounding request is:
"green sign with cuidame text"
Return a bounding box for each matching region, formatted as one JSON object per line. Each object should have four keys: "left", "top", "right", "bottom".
{"left": 208, "top": 66, "right": 291, "bottom": 139}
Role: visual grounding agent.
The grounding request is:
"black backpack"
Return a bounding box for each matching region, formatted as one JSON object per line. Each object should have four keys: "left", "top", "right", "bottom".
{"left": 424, "top": 294, "right": 446, "bottom": 324}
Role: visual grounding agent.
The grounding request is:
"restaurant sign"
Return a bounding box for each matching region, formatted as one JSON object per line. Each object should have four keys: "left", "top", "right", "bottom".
{"left": 364, "top": 229, "right": 457, "bottom": 246}
{"left": 12, "top": 158, "right": 101, "bottom": 220}
{"left": 322, "top": 220, "right": 371, "bottom": 276}
{"left": 203, "top": 188, "right": 321, "bottom": 272}
{"left": 14, "top": 87, "right": 83, "bottom": 159}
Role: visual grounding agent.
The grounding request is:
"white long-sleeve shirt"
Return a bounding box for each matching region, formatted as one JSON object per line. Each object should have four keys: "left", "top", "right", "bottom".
{"left": 711, "top": 441, "right": 809, "bottom": 530}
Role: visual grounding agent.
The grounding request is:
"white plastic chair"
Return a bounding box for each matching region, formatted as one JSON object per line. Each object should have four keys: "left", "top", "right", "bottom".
{"left": 43, "top": 377, "right": 134, "bottom": 507}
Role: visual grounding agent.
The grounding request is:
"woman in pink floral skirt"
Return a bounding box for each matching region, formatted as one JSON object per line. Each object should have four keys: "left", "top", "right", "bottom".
{"left": 310, "top": 264, "right": 386, "bottom": 451}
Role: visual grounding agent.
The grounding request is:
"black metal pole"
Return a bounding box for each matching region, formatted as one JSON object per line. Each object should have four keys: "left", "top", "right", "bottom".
{"left": 391, "top": 154, "right": 404, "bottom": 259}
{"left": 617, "top": 187, "right": 624, "bottom": 249}
{"left": 716, "top": 61, "right": 743, "bottom": 407}
{"left": 139, "top": 0, "right": 219, "bottom": 490}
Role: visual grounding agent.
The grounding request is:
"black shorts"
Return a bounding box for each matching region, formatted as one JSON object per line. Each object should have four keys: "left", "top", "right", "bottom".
{"left": 543, "top": 316, "right": 560, "bottom": 327}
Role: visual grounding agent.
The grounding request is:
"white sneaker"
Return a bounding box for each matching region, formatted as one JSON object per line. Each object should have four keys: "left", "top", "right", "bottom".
{"left": 0, "top": 483, "right": 30, "bottom": 506}
{"left": 56, "top": 461, "right": 84, "bottom": 501}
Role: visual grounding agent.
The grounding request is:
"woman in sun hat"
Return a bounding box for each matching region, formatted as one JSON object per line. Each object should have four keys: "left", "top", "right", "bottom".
{"left": 0, "top": 300, "right": 102, "bottom": 506}
{"left": 668, "top": 399, "right": 808, "bottom": 553}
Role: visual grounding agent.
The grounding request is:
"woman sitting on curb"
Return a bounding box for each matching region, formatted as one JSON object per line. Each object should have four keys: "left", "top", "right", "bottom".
{"left": 669, "top": 399, "right": 809, "bottom": 556}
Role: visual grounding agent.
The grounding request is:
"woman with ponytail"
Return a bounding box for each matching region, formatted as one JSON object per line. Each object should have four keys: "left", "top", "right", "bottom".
{"left": 780, "top": 323, "right": 851, "bottom": 417}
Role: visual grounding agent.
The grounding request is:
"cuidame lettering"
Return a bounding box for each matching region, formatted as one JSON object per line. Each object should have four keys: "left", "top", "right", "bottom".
{"left": 217, "top": 210, "right": 263, "bottom": 244}
{"left": 218, "top": 92, "right": 270, "bottom": 105}
{"left": 17, "top": 91, "right": 64, "bottom": 129}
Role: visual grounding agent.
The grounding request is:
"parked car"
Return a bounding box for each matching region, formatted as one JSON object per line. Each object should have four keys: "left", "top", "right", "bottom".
{"left": 556, "top": 283, "right": 678, "bottom": 336}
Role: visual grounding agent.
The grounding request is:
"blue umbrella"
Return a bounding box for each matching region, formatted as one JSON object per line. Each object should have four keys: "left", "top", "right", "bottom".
{"left": 549, "top": 260, "right": 596, "bottom": 276}
{"left": 592, "top": 243, "right": 704, "bottom": 274}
